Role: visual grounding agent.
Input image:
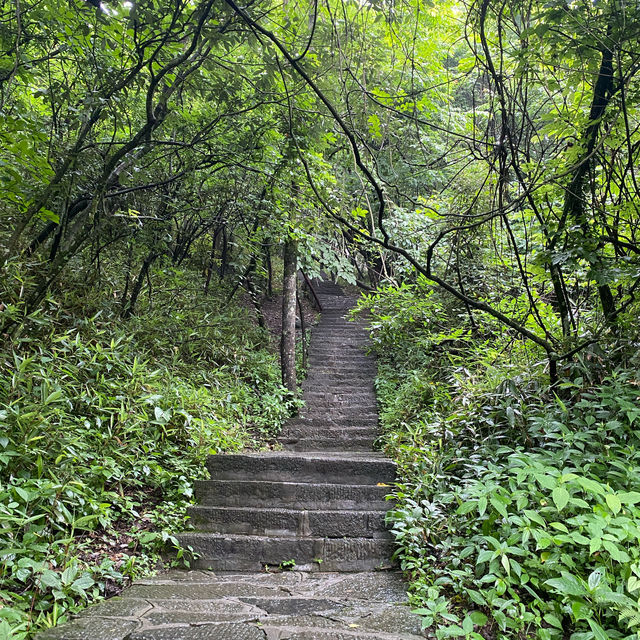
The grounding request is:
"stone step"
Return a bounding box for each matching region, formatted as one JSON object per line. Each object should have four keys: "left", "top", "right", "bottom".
{"left": 299, "top": 405, "right": 378, "bottom": 415}
{"left": 205, "top": 453, "right": 395, "bottom": 484}
{"left": 309, "top": 340, "right": 367, "bottom": 345}
{"left": 311, "top": 323, "right": 366, "bottom": 329}
{"left": 304, "top": 364, "right": 372, "bottom": 371}
{"left": 308, "top": 354, "right": 373, "bottom": 361}
{"left": 283, "top": 438, "right": 375, "bottom": 452}
{"left": 308, "top": 364, "right": 376, "bottom": 370}
{"left": 303, "top": 374, "right": 375, "bottom": 384}
{"left": 308, "top": 369, "right": 377, "bottom": 377}
{"left": 193, "top": 480, "right": 391, "bottom": 510}
{"left": 297, "top": 411, "right": 379, "bottom": 421}
{"left": 286, "top": 418, "right": 379, "bottom": 430}
{"left": 187, "top": 506, "right": 390, "bottom": 538}
{"left": 36, "top": 572, "right": 423, "bottom": 640}
{"left": 308, "top": 357, "right": 375, "bottom": 365}
{"left": 308, "top": 348, "right": 370, "bottom": 356}
{"left": 178, "top": 533, "right": 396, "bottom": 572}
{"left": 303, "top": 387, "right": 376, "bottom": 395}
{"left": 309, "top": 335, "right": 369, "bottom": 341}
{"left": 303, "top": 391, "right": 376, "bottom": 402}
{"left": 310, "top": 333, "right": 367, "bottom": 338}
{"left": 301, "top": 386, "right": 376, "bottom": 397}
{"left": 313, "top": 321, "right": 364, "bottom": 326}
{"left": 309, "top": 333, "right": 369, "bottom": 340}
{"left": 296, "top": 418, "right": 378, "bottom": 428}
{"left": 279, "top": 437, "right": 376, "bottom": 451}
{"left": 302, "top": 379, "right": 375, "bottom": 389}
{"left": 281, "top": 426, "right": 376, "bottom": 440}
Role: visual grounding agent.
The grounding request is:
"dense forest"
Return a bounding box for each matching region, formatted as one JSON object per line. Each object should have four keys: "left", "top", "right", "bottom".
{"left": 2, "top": 0, "right": 640, "bottom": 637}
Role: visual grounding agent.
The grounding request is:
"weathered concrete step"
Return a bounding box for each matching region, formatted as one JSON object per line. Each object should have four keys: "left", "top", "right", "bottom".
{"left": 36, "top": 572, "right": 424, "bottom": 640}
{"left": 286, "top": 418, "right": 378, "bottom": 430}
{"left": 311, "top": 332, "right": 371, "bottom": 338}
{"left": 296, "top": 418, "right": 378, "bottom": 428}
{"left": 316, "top": 313, "right": 358, "bottom": 318}
{"left": 308, "top": 335, "right": 369, "bottom": 342}
{"left": 311, "top": 322, "right": 365, "bottom": 326}
{"left": 249, "top": 628, "right": 422, "bottom": 640}
{"left": 280, "top": 433, "right": 376, "bottom": 446}
{"left": 308, "top": 354, "right": 377, "bottom": 362}
{"left": 300, "top": 404, "right": 378, "bottom": 415}
{"left": 205, "top": 453, "right": 395, "bottom": 484}
{"left": 193, "top": 480, "right": 391, "bottom": 510}
{"left": 303, "top": 374, "right": 375, "bottom": 384}
{"left": 301, "top": 386, "right": 376, "bottom": 397}
{"left": 303, "top": 370, "right": 373, "bottom": 379}
{"left": 306, "top": 370, "right": 377, "bottom": 379}
{"left": 178, "top": 533, "right": 396, "bottom": 571}
{"left": 308, "top": 349, "right": 370, "bottom": 356}
{"left": 309, "top": 329, "right": 367, "bottom": 334}
{"left": 283, "top": 438, "right": 374, "bottom": 452}
{"left": 308, "top": 354, "right": 370, "bottom": 362}
{"left": 311, "top": 328, "right": 368, "bottom": 334}
{"left": 302, "top": 380, "right": 375, "bottom": 390}
{"left": 187, "top": 506, "right": 390, "bottom": 538}
{"left": 308, "top": 340, "right": 368, "bottom": 345}
{"left": 308, "top": 350, "right": 372, "bottom": 358}
{"left": 297, "top": 412, "right": 379, "bottom": 423}
{"left": 308, "top": 373, "right": 376, "bottom": 381}
{"left": 303, "top": 392, "right": 377, "bottom": 402}
{"left": 307, "top": 358, "right": 375, "bottom": 367}
{"left": 281, "top": 426, "right": 376, "bottom": 440}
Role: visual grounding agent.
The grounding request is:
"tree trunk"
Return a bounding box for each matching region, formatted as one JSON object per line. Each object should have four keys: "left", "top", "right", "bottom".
{"left": 264, "top": 244, "right": 273, "bottom": 299}
{"left": 204, "top": 228, "right": 219, "bottom": 294}
{"left": 219, "top": 227, "right": 228, "bottom": 279}
{"left": 281, "top": 237, "right": 298, "bottom": 392}
{"left": 562, "top": 44, "right": 617, "bottom": 321}
{"left": 121, "top": 252, "right": 158, "bottom": 319}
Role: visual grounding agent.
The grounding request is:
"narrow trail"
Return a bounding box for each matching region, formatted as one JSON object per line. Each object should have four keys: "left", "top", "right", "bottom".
{"left": 40, "top": 281, "right": 425, "bottom": 640}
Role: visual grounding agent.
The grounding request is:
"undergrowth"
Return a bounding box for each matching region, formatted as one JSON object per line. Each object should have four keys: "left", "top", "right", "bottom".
{"left": 357, "top": 280, "right": 640, "bottom": 640}
{"left": 0, "top": 267, "right": 297, "bottom": 638}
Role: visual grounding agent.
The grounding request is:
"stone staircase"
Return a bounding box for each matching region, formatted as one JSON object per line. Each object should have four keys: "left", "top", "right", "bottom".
{"left": 38, "top": 280, "right": 426, "bottom": 640}
{"left": 178, "top": 279, "right": 396, "bottom": 571}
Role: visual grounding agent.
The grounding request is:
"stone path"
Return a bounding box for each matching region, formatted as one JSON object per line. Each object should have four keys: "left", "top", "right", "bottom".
{"left": 38, "top": 281, "right": 425, "bottom": 639}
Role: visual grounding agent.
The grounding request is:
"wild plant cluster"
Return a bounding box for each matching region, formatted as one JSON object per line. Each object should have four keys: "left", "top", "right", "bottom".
{"left": 358, "top": 282, "right": 640, "bottom": 639}
{"left": 0, "top": 269, "right": 296, "bottom": 638}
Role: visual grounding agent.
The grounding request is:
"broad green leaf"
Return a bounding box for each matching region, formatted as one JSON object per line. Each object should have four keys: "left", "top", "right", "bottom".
{"left": 39, "top": 570, "right": 61, "bottom": 590}
{"left": 587, "top": 570, "right": 602, "bottom": 590}
{"left": 457, "top": 501, "right": 477, "bottom": 515}
{"left": 588, "top": 619, "right": 608, "bottom": 640}
{"left": 605, "top": 493, "right": 622, "bottom": 514}
{"left": 490, "top": 496, "right": 508, "bottom": 518}
{"left": 524, "top": 509, "right": 546, "bottom": 526}
{"left": 501, "top": 554, "right": 510, "bottom": 575}
{"left": 543, "top": 613, "right": 563, "bottom": 629}
{"left": 552, "top": 486, "right": 569, "bottom": 511}
{"left": 468, "top": 611, "right": 488, "bottom": 626}
{"left": 575, "top": 477, "right": 606, "bottom": 496}
{"left": 545, "top": 573, "right": 586, "bottom": 596}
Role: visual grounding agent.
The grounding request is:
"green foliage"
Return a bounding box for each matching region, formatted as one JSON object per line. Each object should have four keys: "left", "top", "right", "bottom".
{"left": 0, "top": 270, "right": 295, "bottom": 638}
{"left": 364, "top": 285, "right": 640, "bottom": 638}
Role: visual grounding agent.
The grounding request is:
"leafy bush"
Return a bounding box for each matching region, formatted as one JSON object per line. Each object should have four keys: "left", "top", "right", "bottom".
{"left": 361, "top": 285, "right": 640, "bottom": 639}
{"left": 0, "top": 270, "right": 296, "bottom": 638}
